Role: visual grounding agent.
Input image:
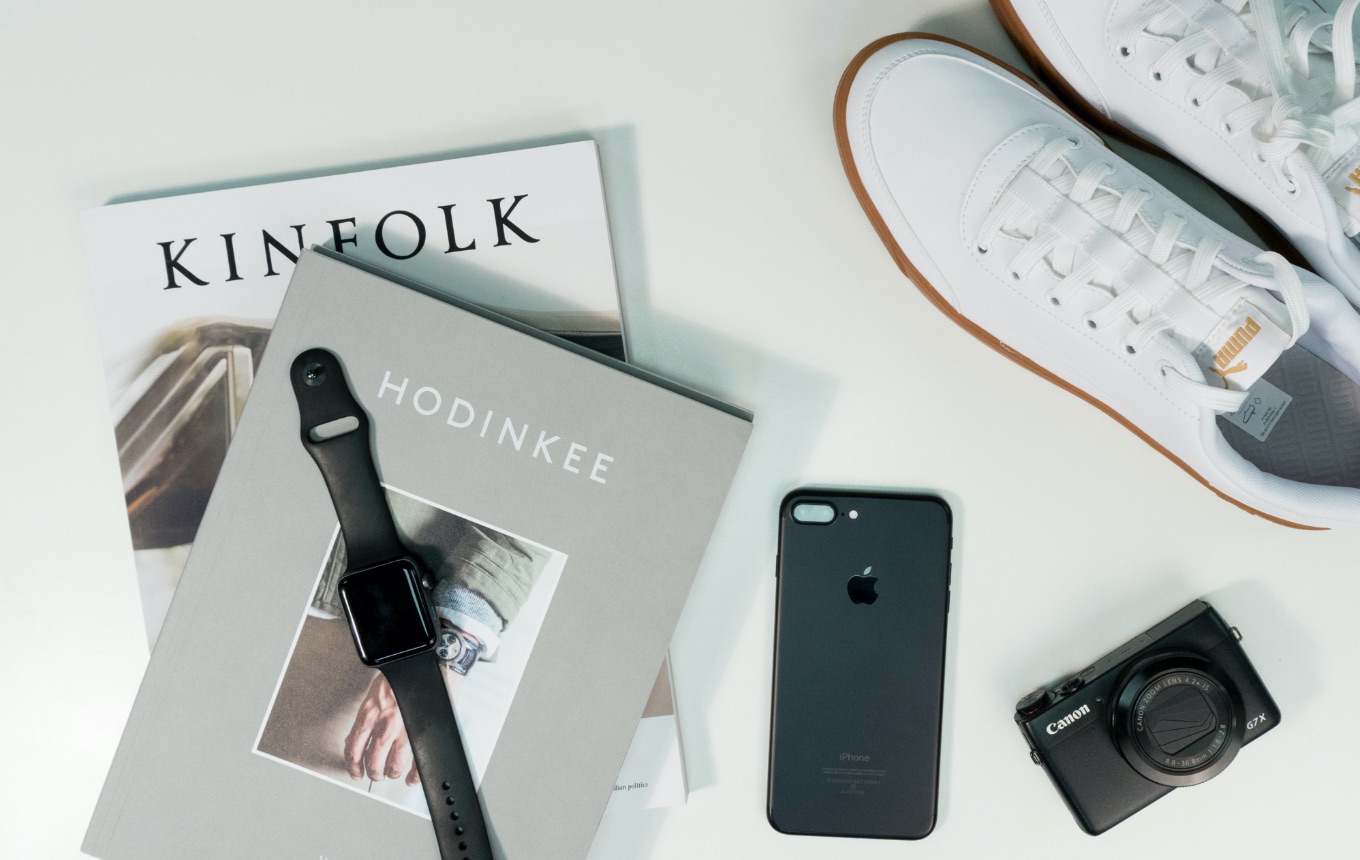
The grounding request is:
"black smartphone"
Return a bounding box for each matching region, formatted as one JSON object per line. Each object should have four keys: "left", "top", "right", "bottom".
{"left": 767, "top": 489, "right": 952, "bottom": 839}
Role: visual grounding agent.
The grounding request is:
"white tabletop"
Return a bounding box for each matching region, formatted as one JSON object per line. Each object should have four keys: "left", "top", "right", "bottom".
{"left": 2, "top": 1, "right": 1356, "bottom": 857}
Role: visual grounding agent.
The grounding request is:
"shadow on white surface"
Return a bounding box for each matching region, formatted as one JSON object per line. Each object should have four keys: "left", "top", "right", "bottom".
{"left": 637, "top": 315, "right": 840, "bottom": 792}
{"left": 1205, "top": 578, "right": 1322, "bottom": 709}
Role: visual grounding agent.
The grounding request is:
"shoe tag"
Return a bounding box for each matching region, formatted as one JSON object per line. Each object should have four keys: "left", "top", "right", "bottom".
{"left": 1223, "top": 378, "right": 1292, "bottom": 442}
{"left": 1195, "top": 299, "right": 1291, "bottom": 392}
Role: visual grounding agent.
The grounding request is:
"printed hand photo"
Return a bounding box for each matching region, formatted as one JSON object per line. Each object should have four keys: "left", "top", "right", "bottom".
{"left": 254, "top": 487, "right": 567, "bottom": 815}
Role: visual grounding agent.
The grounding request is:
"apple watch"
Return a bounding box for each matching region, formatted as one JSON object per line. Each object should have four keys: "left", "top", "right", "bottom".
{"left": 290, "top": 347, "right": 492, "bottom": 860}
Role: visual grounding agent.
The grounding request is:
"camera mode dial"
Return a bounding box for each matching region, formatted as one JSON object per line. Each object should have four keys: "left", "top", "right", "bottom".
{"left": 1016, "top": 687, "right": 1052, "bottom": 718}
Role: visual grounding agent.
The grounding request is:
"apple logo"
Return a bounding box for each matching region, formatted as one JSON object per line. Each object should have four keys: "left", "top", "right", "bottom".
{"left": 847, "top": 566, "right": 878, "bottom": 605}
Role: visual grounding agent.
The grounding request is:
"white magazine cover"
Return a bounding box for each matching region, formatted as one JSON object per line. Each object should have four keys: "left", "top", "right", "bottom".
{"left": 81, "top": 140, "right": 685, "bottom": 813}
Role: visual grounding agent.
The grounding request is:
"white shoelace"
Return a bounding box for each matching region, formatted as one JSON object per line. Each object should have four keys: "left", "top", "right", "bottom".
{"left": 978, "top": 136, "right": 1311, "bottom": 412}
{"left": 1122, "top": 0, "right": 1360, "bottom": 196}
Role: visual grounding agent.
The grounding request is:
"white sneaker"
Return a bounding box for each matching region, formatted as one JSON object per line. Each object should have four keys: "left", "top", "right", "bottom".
{"left": 836, "top": 33, "right": 1360, "bottom": 528}
{"left": 992, "top": 0, "right": 1360, "bottom": 307}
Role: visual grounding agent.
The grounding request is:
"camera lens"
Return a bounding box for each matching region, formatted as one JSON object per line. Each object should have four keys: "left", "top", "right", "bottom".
{"left": 1112, "top": 654, "right": 1245, "bottom": 788}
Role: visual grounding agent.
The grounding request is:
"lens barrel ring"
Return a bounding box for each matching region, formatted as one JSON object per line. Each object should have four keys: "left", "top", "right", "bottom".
{"left": 1111, "top": 652, "right": 1246, "bottom": 788}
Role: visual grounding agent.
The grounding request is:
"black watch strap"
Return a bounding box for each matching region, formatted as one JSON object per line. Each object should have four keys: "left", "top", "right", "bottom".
{"left": 383, "top": 655, "right": 494, "bottom": 859}
{"left": 290, "top": 348, "right": 404, "bottom": 570}
{"left": 290, "top": 348, "right": 492, "bottom": 860}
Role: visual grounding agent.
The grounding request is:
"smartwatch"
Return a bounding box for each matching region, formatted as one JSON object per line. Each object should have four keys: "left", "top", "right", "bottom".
{"left": 291, "top": 347, "right": 492, "bottom": 860}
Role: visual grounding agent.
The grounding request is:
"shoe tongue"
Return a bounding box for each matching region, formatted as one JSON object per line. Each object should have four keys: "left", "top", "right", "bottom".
{"left": 1191, "top": 295, "right": 1293, "bottom": 392}
{"left": 1125, "top": 227, "right": 1298, "bottom": 393}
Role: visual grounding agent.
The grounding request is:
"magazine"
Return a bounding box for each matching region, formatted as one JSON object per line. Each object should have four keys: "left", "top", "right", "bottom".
{"left": 81, "top": 140, "right": 684, "bottom": 810}
{"left": 84, "top": 251, "right": 751, "bottom": 859}
{"left": 81, "top": 140, "right": 623, "bottom": 641}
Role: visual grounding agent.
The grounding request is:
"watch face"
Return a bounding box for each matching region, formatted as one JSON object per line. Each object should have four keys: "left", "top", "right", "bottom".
{"left": 338, "top": 559, "right": 437, "bottom": 667}
{"left": 436, "top": 627, "right": 484, "bottom": 674}
{"left": 436, "top": 629, "right": 467, "bottom": 663}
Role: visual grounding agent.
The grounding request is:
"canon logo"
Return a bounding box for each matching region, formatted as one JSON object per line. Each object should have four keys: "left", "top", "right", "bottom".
{"left": 839, "top": 753, "right": 870, "bottom": 762}
{"left": 1046, "top": 703, "right": 1091, "bottom": 735}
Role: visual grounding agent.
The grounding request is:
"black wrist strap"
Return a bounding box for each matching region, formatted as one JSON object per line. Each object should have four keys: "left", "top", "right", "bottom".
{"left": 291, "top": 348, "right": 492, "bottom": 860}
{"left": 384, "top": 655, "right": 494, "bottom": 860}
{"left": 290, "top": 348, "right": 404, "bottom": 570}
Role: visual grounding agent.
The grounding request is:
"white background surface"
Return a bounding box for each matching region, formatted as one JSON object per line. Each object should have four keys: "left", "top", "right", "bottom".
{"left": 2, "top": 1, "right": 1356, "bottom": 858}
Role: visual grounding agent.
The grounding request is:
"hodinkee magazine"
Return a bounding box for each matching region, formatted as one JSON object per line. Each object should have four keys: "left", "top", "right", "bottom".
{"left": 83, "top": 251, "right": 751, "bottom": 859}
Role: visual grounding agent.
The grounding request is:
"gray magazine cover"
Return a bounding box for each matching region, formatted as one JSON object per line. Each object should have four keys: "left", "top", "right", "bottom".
{"left": 84, "top": 249, "right": 752, "bottom": 860}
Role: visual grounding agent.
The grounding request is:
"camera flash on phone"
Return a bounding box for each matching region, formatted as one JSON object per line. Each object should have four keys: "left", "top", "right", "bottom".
{"left": 849, "top": 510, "right": 858, "bottom": 519}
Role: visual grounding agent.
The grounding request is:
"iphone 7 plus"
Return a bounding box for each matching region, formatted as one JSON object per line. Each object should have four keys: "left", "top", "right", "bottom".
{"left": 767, "top": 489, "right": 952, "bottom": 839}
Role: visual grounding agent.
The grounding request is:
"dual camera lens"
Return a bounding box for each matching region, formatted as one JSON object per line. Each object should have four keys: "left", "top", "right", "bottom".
{"left": 791, "top": 501, "right": 857, "bottom": 523}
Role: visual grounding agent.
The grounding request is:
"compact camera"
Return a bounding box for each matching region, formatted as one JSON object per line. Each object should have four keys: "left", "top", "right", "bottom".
{"left": 1014, "top": 600, "right": 1279, "bottom": 834}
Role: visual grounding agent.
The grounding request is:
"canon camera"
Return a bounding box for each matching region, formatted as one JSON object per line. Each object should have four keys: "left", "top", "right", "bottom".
{"left": 1014, "top": 600, "right": 1279, "bottom": 834}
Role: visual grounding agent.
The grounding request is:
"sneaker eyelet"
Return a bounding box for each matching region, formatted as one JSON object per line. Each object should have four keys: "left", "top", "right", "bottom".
{"left": 1009, "top": 270, "right": 1022, "bottom": 281}
{"left": 1157, "top": 361, "right": 1172, "bottom": 378}
{"left": 1188, "top": 95, "right": 1202, "bottom": 109}
{"left": 977, "top": 245, "right": 990, "bottom": 255}
{"left": 1150, "top": 69, "right": 1164, "bottom": 82}
{"left": 1085, "top": 317, "right": 1098, "bottom": 329}
{"left": 1125, "top": 344, "right": 1137, "bottom": 355}
{"left": 1253, "top": 151, "right": 1267, "bottom": 164}
{"left": 1048, "top": 295, "right": 1061, "bottom": 307}
{"left": 1064, "top": 137, "right": 1082, "bottom": 149}
{"left": 1119, "top": 45, "right": 1133, "bottom": 58}
{"left": 1281, "top": 177, "right": 1300, "bottom": 197}
{"left": 1220, "top": 119, "right": 1234, "bottom": 134}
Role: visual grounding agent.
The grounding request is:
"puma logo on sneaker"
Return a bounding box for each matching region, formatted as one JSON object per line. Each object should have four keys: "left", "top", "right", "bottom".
{"left": 1197, "top": 304, "right": 1291, "bottom": 393}
{"left": 1211, "top": 317, "right": 1261, "bottom": 377}
{"left": 1346, "top": 166, "right": 1360, "bottom": 196}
